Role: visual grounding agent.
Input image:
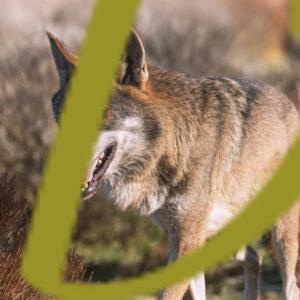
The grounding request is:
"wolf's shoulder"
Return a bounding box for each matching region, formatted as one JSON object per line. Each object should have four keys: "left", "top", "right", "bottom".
{"left": 150, "top": 68, "right": 297, "bottom": 113}
{"left": 151, "top": 68, "right": 274, "bottom": 99}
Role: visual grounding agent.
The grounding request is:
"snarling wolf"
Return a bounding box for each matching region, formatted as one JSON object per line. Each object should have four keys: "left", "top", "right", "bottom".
{"left": 48, "top": 30, "right": 300, "bottom": 300}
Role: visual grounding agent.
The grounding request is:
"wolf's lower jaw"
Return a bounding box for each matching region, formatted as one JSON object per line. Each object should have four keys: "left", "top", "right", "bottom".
{"left": 100, "top": 179, "right": 167, "bottom": 216}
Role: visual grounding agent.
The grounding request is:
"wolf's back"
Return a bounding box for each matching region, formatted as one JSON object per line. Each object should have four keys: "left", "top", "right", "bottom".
{"left": 136, "top": 0, "right": 300, "bottom": 110}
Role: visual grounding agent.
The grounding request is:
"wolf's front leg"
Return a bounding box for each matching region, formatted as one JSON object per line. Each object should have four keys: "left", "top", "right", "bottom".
{"left": 271, "top": 204, "right": 300, "bottom": 300}
{"left": 189, "top": 273, "right": 206, "bottom": 300}
{"left": 158, "top": 280, "right": 192, "bottom": 300}
{"left": 158, "top": 259, "right": 207, "bottom": 300}
{"left": 157, "top": 214, "right": 209, "bottom": 300}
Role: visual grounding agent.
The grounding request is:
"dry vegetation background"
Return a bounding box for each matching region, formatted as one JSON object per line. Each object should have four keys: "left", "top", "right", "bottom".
{"left": 0, "top": 0, "right": 300, "bottom": 299}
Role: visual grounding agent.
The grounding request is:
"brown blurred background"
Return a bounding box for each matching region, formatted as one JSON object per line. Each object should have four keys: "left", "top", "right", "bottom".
{"left": 0, "top": 0, "right": 300, "bottom": 299}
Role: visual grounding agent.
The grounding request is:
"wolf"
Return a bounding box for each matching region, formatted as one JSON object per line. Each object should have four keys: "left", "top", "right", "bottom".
{"left": 47, "top": 30, "right": 300, "bottom": 300}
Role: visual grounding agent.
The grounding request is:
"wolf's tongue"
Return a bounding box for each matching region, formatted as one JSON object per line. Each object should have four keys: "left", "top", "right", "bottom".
{"left": 83, "top": 143, "right": 117, "bottom": 200}
{"left": 86, "top": 157, "right": 99, "bottom": 184}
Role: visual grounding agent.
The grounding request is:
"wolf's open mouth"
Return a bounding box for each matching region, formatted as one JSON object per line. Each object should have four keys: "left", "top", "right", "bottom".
{"left": 83, "top": 142, "right": 117, "bottom": 200}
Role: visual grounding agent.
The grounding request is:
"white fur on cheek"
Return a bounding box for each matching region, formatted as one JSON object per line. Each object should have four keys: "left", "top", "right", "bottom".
{"left": 123, "top": 117, "right": 143, "bottom": 129}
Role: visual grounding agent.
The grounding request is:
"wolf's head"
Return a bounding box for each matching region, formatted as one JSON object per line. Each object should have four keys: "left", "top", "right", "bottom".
{"left": 47, "top": 30, "right": 171, "bottom": 215}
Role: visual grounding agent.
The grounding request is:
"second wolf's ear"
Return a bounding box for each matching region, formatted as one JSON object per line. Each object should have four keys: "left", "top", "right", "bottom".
{"left": 118, "top": 29, "right": 149, "bottom": 89}
{"left": 46, "top": 32, "right": 77, "bottom": 86}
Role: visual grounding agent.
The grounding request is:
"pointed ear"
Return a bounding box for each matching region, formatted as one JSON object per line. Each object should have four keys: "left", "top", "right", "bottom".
{"left": 118, "top": 29, "right": 149, "bottom": 89}
{"left": 46, "top": 31, "right": 77, "bottom": 86}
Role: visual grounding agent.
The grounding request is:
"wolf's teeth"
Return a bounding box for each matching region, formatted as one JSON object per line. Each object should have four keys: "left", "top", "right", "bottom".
{"left": 100, "top": 152, "right": 105, "bottom": 159}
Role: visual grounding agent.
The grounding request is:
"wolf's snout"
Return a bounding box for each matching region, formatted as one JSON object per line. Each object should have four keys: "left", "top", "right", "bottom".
{"left": 82, "top": 142, "right": 117, "bottom": 200}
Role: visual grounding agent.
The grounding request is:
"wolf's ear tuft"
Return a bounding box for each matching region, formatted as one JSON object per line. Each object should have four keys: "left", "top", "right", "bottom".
{"left": 118, "top": 29, "right": 149, "bottom": 89}
{"left": 46, "top": 31, "right": 77, "bottom": 86}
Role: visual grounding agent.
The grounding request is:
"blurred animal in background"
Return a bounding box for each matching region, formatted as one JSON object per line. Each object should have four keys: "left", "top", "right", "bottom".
{"left": 48, "top": 28, "right": 300, "bottom": 300}
{"left": 0, "top": 27, "right": 84, "bottom": 202}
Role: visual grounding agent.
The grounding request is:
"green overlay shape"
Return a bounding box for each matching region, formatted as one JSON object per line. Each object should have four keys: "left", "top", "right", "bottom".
{"left": 22, "top": 1, "right": 300, "bottom": 299}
